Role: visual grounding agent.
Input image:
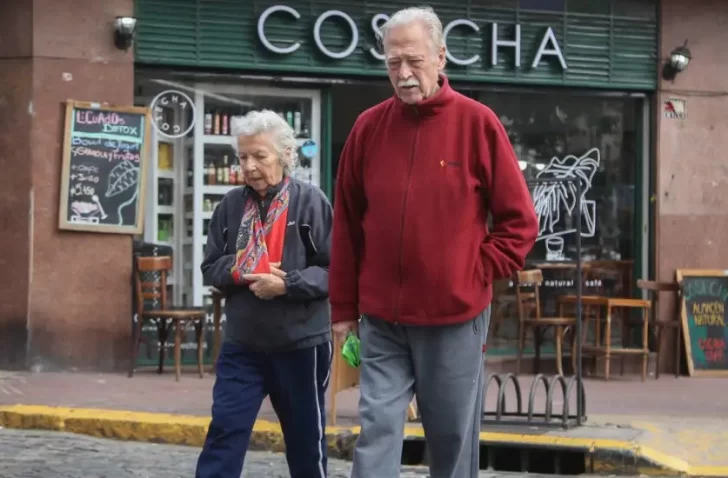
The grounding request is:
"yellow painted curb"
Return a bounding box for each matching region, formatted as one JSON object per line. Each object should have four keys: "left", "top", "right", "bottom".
{"left": 2, "top": 405, "right": 727, "bottom": 476}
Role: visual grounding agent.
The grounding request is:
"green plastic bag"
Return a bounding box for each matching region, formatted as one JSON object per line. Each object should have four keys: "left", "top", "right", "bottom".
{"left": 341, "top": 332, "right": 361, "bottom": 368}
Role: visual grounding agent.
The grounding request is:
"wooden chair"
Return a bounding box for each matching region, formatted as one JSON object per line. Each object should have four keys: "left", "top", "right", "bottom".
{"left": 636, "top": 279, "right": 682, "bottom": 378}
{"left": 129, "top": 256, "right": 207, "bottom": 381}
{"left": 515, "top": 269, "right": 576, "bottom": 376}
{"left": 490, "top": 278, "right": 517, "bottom": 340}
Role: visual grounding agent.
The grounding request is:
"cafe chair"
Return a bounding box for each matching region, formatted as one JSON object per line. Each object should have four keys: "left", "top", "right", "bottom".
{"left": 515, "top": 269, "right": 576, "bottom": 376}
{"left": 490, "top": 278, "right": 517, "bottom": 341}
{"left": 636, "top": 279, "right": 682, "bottom": 378}
{"left": 129, "top": 255, "right": 207, "bottom": 381}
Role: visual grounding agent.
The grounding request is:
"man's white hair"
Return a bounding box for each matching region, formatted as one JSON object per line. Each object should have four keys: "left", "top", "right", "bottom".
{"left": 230, "top": 109, "right": 297, "bottom": 175}
{"left": 379, "top": 6, "right": 446, "bottom": 64}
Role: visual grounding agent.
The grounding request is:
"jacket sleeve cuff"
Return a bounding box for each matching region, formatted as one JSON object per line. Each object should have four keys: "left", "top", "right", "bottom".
{"left": 331, "top": 303, "right": 358, "bottom": 323}
{"left": 283, "top": 270, "right": 302, "bottom": 297}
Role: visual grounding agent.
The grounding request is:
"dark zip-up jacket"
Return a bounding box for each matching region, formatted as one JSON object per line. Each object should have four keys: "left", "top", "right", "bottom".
{"left": 201, "top": 178, "right": 333, "bottom": 352}
{"left": 330, "top": 75, "right": 538, "bottom": 327}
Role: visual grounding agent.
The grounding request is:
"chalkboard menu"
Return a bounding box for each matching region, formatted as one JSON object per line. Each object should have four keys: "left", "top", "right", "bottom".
{"left": 677, "top": 269, "right": 728, "bottom": 377}
{"left": 58, "top": 100, "right": 151, "bottom": 234}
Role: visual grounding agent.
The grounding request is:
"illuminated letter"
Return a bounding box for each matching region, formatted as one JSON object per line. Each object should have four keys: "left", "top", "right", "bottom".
{"left": 314, "top": 10, "right": 359, "bottom": 60}
{"left": 491, "top": 23, "right": 521, "bottom": 67}
{"left": 257, "top": 5, "right": 301, "bottom": 55}
{"left": 532, "top": 27, "right": 568, "bottom": 69}
{"left": 443, "top": 19, "right": 480, "bottom": 66}
{"left": 369, "top": 13, "right": 389, "bottom": 61}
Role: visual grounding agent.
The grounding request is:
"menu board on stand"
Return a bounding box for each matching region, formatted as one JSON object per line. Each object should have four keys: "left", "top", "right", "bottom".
{"left": 677, "top": 269, "right": 728, "bottom": 377}
{"left": 58, "top": 100, "right": 151, "bottom": 234}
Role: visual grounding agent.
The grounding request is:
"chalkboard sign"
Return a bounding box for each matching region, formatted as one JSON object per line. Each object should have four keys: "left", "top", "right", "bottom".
{"left": 677, "top": 269, "right": 728, "bottom": 377}
{"left": 58, "top": 100, "right": 151, "bottom": 234}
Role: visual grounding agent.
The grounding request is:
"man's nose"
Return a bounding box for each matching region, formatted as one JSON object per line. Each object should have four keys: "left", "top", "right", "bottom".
{"left": 398, "top": 64, "right": 412, "bottom": 79}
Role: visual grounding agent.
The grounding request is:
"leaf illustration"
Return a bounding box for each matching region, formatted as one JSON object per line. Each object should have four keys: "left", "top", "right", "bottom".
{"left": 106, "top": 161, "right": 139, "bottom": 198}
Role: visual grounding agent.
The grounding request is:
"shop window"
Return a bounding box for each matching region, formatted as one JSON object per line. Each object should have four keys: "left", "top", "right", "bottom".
{"left": 475, "top": 90, "right": 638, "bottom": 265}
{"left": 476, "top": 89, "right": 642, "bottom": 353}
{"left": 134, "top": 71, "right": 323, "bottom": 313}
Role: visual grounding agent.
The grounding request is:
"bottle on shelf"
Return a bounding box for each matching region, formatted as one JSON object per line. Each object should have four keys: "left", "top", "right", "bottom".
{"left": 286, "top": 108, "right": 294, "bottom": 129}
{"left": 222, "top": 155, "right": 230, "bottom": 184}
{"left": 300, "top": 122, "right": 310, "bottom": 139}
{"left": 216, "top": 155, "right": 225, "bottom": 184}
{"left": 293, "top": 111, "right": 302, "bottom": 137}
{"left": 221, "top": 110, "right": 229, "bottom": 136}
{"left": 204, "top": 111, "right": 212, "bottom": 135}
{"left": 213, "top": 110, "right": 221, "bottom": 135}
{"left": 207, "top": 161, "right": 217, "bottom": 185}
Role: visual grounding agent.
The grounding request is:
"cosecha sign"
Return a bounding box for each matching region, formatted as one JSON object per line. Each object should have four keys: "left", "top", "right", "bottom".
{"left": 257, "top": 5, "right": 568, "bottom": 70}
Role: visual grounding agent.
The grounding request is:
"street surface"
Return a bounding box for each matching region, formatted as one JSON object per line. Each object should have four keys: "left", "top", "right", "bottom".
{"left": 0, "top": 428, "right": 629, "bottom": 478}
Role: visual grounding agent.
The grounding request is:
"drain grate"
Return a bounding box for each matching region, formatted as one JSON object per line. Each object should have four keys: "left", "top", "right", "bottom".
{"left": 401, "top": 440, "right": 588, "bottom": 475}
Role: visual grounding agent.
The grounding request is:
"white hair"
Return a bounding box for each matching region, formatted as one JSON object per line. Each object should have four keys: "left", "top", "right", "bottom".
{"left": 230, "top": 109, "right": 297, "bottom": 175}
{"left": 379, "top": 6, "right": 446, "bottom": 64}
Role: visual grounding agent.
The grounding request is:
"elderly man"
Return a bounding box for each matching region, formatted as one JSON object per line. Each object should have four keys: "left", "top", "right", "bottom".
{"left": 329, "top": 6, "right": 538, "bottom": 478}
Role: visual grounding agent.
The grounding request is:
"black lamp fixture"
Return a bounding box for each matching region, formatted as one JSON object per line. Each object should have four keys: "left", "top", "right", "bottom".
{"left": 114, "top": 16, "right": 138, "bottom": 51}
{"left": 662, "top": 39, "right": 692, "bottom": 81}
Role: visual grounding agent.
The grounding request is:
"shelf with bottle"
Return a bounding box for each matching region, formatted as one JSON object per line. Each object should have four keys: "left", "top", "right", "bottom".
{"left": 157, "top": 141, "right": 175, "bottom": 178}
{"left": 157, "top": 216, "right": 174, "bottom": 245}
{"left": 157, "top": 178, "right": 174, "bottom": 210}
{"left": 202, "top": 149, "right": 244, "bottom": 187}
{"left": 201, "top": 103, "right": 312, "bottom": 139}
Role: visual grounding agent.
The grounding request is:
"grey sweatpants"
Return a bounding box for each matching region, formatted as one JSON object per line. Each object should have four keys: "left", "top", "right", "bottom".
{"left": 351, "top": 308, "right": 489, "bottom": 478}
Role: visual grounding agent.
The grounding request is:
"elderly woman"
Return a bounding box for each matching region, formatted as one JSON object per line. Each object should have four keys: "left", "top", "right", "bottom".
{"left": 195, "top": 110, "right": 333, "bottom": 478}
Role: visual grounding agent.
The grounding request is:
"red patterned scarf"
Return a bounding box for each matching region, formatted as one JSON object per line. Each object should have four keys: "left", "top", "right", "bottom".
{"left": 231, "top": 178, "right": 290, "bottom": 283}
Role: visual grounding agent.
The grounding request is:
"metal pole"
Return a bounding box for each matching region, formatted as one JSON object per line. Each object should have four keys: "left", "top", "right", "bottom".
{"left": 575, "top": 179, "right": 584, "bottom": 425}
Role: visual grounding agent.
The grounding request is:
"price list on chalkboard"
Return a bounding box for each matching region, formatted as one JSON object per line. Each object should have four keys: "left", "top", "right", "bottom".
{"left": 59, "top": 100, "right": 150, "bottom": 234}
{"left": 678, "top": 270, "right": 728, "bottom": 376}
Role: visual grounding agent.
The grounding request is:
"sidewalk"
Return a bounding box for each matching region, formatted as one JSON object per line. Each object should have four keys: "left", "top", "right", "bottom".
{"left": 1, "top": 370, "right": 728, "bottom": 476}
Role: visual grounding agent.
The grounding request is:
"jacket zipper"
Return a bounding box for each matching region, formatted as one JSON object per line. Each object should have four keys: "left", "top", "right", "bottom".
{"left": 394, "top": 108, "right": 421, "bottom": 324}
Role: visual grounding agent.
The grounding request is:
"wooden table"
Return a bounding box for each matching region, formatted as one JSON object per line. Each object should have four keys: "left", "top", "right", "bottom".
{"left": 558, "top": 295, "right": 651, "bottom": 381}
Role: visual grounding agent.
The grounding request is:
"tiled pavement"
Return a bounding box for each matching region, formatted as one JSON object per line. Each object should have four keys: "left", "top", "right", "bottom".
{"left": 2, "top": 369, "right": 727, "bottom": 421}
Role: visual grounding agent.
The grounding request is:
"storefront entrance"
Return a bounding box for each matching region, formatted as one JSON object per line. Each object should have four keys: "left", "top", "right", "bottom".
{"left": 132, "top": 0, "right": 658, "bottom": 371}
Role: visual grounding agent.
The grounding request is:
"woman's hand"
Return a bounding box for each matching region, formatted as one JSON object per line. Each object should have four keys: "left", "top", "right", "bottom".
{"left": 242, "top": 263, "right": 287, "bottom": 299}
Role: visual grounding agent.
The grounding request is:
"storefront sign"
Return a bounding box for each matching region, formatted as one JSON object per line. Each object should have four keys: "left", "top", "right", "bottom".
{"left": 257, "top": 5, "right": 567, "bottom": 70}
{"left": 664, "top": 98, "right": 686, "bottom": 119}
{"left": 150, "top": 89, "right": 196, "bottom": 138}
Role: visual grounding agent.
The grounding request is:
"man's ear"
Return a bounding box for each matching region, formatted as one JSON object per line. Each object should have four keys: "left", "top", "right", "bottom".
{"left": 437, "top": 46, "right": 447, "bottom": 71}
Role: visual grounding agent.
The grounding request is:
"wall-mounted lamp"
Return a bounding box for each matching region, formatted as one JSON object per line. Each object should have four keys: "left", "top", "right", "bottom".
{"left": 114, "top": 16, "right": 137, "bottom": 51}
{"left": 662, "top": 40, "right": 692, "bottom": 81}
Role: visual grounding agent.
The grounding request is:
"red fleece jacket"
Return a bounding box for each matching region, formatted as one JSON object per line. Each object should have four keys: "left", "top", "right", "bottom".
{"left": 330, "top": 76, "right": 538, "bottom": 326}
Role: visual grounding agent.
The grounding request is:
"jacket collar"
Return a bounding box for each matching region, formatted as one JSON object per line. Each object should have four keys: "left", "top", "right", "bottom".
{"left": 244, "top": 175, "right": 287, "bottom": 199}
{"left": 393, "top": 74, "right": 455, "bottom": 118}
